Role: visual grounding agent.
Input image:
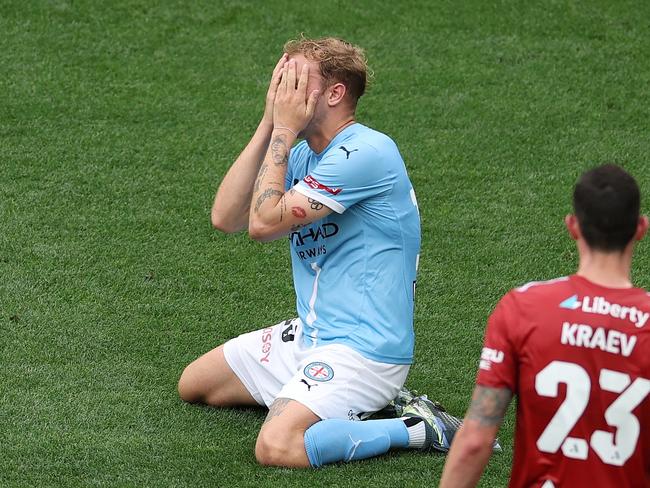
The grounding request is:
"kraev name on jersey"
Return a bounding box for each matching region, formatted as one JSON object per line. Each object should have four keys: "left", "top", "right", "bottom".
{"left": 560, "top": 322, "right": 637, "bottom": 357}
{"left": 559, "top": 294, "right": 649, "bottom": 328}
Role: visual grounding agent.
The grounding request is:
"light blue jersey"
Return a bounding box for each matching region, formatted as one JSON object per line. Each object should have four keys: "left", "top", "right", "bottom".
{"left": 286, "top": 123, "right": 421, "bottom": 364}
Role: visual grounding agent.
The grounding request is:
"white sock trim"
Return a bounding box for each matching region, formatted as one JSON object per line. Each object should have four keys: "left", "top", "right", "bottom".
{"left": 402, "top": 417, "right": 427, "bottom": 449}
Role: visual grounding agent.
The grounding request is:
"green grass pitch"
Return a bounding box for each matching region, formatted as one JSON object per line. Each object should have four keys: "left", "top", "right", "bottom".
{"left": 2, "top": 1, "right": 649, "bottom": 486}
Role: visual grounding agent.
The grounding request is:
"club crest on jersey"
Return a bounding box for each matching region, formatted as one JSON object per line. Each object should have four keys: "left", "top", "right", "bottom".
{"left": 559, "top": 294, "right": 649, "bottom": 328}
{"left": 303, "top": 175, "right": 342, "bottom": 195}
{"left": 303, "top": 362, "right": 334, "bottom": 382}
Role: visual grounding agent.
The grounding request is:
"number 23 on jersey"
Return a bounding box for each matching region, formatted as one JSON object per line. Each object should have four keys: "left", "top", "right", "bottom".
{"left": 535, "top": 360, "right": 650, "bottom": 466}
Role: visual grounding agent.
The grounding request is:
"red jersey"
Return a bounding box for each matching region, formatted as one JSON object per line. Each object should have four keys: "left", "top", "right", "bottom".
{"left": 477, "top": 274, "right": 650, "bottom": 488}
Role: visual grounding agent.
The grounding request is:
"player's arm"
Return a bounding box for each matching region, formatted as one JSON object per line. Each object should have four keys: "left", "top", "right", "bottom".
{"left": 250, "top": 179, "right": 332, "bottom": 242}
{"left": 211, "top": 54, "right": 287, "bottom": 233}
{"left": 438, "top": 385, "right": 512, "bottom": 488}
{"left": 248, "top": 60, "right": 326, "bottom": 242}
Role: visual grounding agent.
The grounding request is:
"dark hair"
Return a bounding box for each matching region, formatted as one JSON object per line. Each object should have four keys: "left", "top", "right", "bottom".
{"left": 573, "top": 164, "right": 640, "bottom": 251}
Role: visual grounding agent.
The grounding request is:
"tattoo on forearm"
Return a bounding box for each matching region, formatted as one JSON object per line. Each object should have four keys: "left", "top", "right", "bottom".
{"left": 292, "top": 206, "right": 306, "bottom": 218}
{"left": 308, "top": 198, "right": 323, "bottom": 211}
{"left": 254, "top": 188, "right": 283, "bottom": 212}
{"left": 263, "top": 397, "right": 291, "bottom": 424}
{"left": 270, "top": 135, "right": 289, "bottom": 166}
{"left": 254, "top": 163, "right": 268, "bottom": 192}
{"left": 465, "top": 386, "right": 512, "bottom": 426}
{"left": 280, "top": 196, "right": 287, "bottom": 222}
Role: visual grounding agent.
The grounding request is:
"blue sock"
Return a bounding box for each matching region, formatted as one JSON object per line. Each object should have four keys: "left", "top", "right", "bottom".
{"left": 304, "top": 419, "right": 409, "bottom": 467}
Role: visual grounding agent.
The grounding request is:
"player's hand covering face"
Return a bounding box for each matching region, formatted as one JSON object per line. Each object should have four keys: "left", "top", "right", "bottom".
{"left": 273, "top": 60, "right": 320, "bottom": 135}
{"left": 263, "top": 53, "right": 288, "bottom": 125}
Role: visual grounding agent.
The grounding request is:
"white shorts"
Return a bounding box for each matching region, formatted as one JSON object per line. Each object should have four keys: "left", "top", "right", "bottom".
{"left": 223, "top": 318, "right": 409, "bottom": 420}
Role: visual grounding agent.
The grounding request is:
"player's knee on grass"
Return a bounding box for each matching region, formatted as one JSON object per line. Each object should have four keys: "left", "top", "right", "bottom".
{"left": 178, "top": 359, "right": 255, "bottom": 406}
{"left": 177, "top": 345, "right": 233, "bottom": 405}
{"left": 255, "top": 426, "right": 308, "bottom": 467}
{"left": 177, "top": 362, "right": 204, "bottom": 403}
{"left": 255, "top": 432, "right": 286, "bottom": 466}
{"left": 177, "top": 359, "right": 224, "bottom": 404}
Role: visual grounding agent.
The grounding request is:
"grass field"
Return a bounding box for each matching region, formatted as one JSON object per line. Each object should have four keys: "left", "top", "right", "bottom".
{"left": 2, "top": 1, "right": 650, "bottom": 486}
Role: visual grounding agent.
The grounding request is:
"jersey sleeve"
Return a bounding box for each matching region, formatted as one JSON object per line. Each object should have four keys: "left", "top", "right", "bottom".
{"left": 294, "top": 145, "right": 395, "bottom": 213}
{"left": 476, "top": 292, "right": 519, "bottom": 392}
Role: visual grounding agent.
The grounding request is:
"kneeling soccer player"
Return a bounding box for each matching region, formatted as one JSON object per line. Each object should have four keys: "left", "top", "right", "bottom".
{"left": 177, "top": 36, "right": 459, "bottom": 467}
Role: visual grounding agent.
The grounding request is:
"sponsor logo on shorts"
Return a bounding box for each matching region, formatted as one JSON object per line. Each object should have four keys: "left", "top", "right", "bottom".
{"left": 259, "top": 327, "right": 273, "bottom": 363}
{"left": 282, "top": 321, "right": 295, "bottom": 343}
{"left": 303, "top": 361, "right": 334, "bottom": 382}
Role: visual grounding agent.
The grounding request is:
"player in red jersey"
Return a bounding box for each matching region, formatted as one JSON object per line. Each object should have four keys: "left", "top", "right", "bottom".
{"left": 440, "top": 164, "right": 650, "bottom": 488}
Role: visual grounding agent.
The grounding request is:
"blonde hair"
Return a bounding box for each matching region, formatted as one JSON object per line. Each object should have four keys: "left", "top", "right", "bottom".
{"left": 283, "top": 36, "right": 371, "bottom": 106}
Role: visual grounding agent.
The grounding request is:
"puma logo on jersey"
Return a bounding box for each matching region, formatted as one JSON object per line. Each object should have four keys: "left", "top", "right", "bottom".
{"left": 300, "top": 379, "right": 318, "bottom": 391}
{"left": 339, "top": 146, "right": 359, "bottom": 159}
{"left": 559, "top": 295, "right": 649, "bottom": 328}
